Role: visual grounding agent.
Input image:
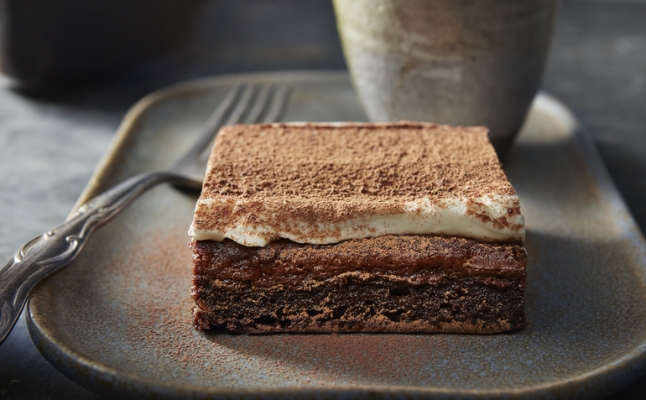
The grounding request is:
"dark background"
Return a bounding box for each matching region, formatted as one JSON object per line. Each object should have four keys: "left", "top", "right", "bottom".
{"left": 1, "top": 0, "right": 645, "bottom": 398}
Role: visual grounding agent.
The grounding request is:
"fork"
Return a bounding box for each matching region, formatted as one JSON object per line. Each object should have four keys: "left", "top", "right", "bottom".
{"left": 0, "top": 83, "right": 290, "bottom": 345}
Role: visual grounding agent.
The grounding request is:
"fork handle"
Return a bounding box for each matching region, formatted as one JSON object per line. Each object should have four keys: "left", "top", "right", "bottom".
{"left": 0, "top": 171, "right": 196, "bottom": 345}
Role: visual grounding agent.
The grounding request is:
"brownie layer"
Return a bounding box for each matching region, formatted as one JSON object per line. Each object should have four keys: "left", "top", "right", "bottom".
{"left": 191, "top": 235, "right": 526, "bottom": 334}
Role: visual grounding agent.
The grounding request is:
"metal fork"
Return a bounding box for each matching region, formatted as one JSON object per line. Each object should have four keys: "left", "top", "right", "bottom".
{"left": 0, "top": 83, "right": 290, "bottom": 345}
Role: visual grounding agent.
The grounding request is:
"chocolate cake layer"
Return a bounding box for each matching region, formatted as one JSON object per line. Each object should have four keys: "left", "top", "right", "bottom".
{"left": 191, "top": 235, "right": 526, "bottom": 334}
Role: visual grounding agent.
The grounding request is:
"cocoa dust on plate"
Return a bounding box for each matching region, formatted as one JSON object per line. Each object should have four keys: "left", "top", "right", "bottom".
{"left": 114, "top": 228, "right": 451, "bottom": 388}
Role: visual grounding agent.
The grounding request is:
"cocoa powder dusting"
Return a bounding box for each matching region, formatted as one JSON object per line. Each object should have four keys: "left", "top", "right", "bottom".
{"left": 192, "top": 122, "right": 522, "bottom": 242}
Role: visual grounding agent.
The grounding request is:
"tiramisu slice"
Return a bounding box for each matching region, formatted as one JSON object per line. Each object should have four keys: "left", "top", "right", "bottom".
{"left": 189, "top": 122, "right": 526, "bottom": 333}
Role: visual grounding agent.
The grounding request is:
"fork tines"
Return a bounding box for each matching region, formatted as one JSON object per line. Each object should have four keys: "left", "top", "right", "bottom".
{"left": 188, "top": 83, "right": 291, "bottom": 163}
{"left": 224, "top": 84, "right": 291, "bottom": 127}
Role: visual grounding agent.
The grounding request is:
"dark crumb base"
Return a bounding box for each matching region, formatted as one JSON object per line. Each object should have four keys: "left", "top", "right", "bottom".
{"left": 192, "top": 276, "right": 525, "bottom": 334}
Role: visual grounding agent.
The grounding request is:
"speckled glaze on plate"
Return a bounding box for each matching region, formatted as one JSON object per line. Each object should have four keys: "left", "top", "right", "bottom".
{"left": 27, "top": 71, "right": 646, "bottom": 399}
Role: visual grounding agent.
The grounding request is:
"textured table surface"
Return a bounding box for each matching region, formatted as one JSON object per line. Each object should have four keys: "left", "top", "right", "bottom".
{"left": 1, "top": 0, "right": 645, "bottom": 398}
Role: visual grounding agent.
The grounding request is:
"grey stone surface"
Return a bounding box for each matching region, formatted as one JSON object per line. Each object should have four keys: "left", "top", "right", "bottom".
{"left": 0, "top": 85, "right": 119, "bottom": 399}
{"left": 1, "top": 0, "right": 645, "bottom": 398}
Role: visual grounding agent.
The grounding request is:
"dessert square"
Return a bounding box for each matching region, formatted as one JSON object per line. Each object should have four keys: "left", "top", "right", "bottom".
{"left": 189, "top": 122, "right": 526, "bottom": 333}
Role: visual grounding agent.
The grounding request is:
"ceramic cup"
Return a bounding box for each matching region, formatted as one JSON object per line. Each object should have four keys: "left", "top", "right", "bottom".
{"left": 333, "top": 0, "right": 559, "bottom": 156}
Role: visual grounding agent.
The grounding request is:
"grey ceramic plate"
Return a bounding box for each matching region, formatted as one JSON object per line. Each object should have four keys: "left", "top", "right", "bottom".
{"left": 27, "top": 71, "right": 646, "bottom": 399}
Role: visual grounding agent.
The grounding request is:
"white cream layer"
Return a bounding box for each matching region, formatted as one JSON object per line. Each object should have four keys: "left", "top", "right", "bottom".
{"left": 189, "top": 195, "right": 525, "bottom": 247}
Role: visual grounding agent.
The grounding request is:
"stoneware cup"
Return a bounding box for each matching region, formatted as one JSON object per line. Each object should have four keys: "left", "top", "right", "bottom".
{"left": 333, "top": 0, "right": 559, "bottom": 156}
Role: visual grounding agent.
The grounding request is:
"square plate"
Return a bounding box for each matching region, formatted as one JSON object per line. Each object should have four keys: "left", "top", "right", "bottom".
{"left": 27, "top": 71, "right": 646, "bottom": 399}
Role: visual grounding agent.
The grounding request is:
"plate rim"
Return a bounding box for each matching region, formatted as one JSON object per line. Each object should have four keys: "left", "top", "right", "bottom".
{"left": 27, "top": 70, "right": 646, "bottom": 399}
